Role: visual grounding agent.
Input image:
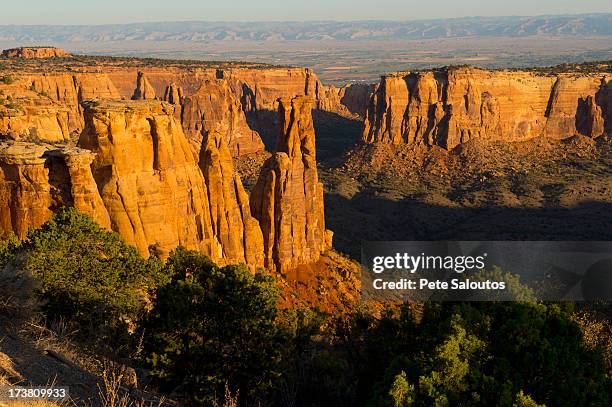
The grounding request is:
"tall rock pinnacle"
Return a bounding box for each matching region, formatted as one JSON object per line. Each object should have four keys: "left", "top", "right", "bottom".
{"left": 200, "top": 130, "right": 264, "bottom": 269}
{"left": 250, "top": 96, "right": 328, "bottom": 272}
{"left": 131, "top": 71, "right": 156, "bottom": 100}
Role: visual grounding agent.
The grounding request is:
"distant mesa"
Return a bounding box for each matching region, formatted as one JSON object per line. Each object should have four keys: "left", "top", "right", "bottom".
{"left": 1, "top": 46, "right": 70, "bottom": 59}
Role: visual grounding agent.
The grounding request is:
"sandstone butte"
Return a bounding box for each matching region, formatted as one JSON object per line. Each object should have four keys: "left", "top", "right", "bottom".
{"left": 0, "top": 96, "right": 328, "bottom": 272}
{"left": 1, "top": 47, "right": 70, "bottom": 59}
{"left": 363, "top": 66, "right": 611, "bottom": 149}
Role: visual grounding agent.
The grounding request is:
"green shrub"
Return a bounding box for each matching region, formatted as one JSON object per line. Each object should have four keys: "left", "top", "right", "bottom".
{"left": 0, "top": 75, "right": 14, "bottom": 85}
{"left": 0, "top": 233, "right": 21, "bottom": 270}
{"left": 514, "top": 390, "right": 546, "bottom": 407}
{"left": 389, "top": 371, "right": 415, "bottom": 407}
{"left": 0, "top": 233, "right": 37, "bottom": 320}
{"left": 22, "top": 207, "right": 166, "bottom": 349}
{"left": 362, "top": 302, "right": 611, "bottom": 407}
{"left": 143, "top": 247, "right": 283, "bottom": 405}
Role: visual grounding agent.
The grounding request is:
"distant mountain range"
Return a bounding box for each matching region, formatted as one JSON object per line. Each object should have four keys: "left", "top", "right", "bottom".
{"left": 1, "top": 14, "right": 611, "bottom": 43}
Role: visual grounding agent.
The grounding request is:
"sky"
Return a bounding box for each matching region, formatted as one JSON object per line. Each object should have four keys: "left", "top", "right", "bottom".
{"left": 1, "top": 0, "right": 611, "bottom": 25}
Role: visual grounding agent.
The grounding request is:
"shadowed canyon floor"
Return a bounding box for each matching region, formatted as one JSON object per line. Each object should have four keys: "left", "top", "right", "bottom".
{"left": 321, "top": 136, "right": 612, "bottom": 258}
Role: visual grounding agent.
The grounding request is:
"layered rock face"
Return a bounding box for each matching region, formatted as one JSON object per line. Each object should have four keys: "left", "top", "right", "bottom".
{"left": 3, "top": 64, "right": 367, "bottom": 153}
{"left": 226, "top": 68, "right": 319, "bottom": 112}
{"left": 225, "top": 67, "right": 369, "bottom": 119}
{"left": 0, "top": 98, "right": 71, "bottom": 142}
{"left": 0, "top": 143, "right": 54, "bottom": 237}
{"left": 200, "top": 130, "right": 264, "bottom": 268}
{"left": 181, "top": 79, "right": 264, "bottom": 156}
{"left": 2, "top": 47, "right": 70, "bottom": 59}
{"left": 76, "top": 99, "right": 267, "bottom": 266}
{"left": 27, "top": 73, "right": 121, "bottom": 134}
{"left": 0, "top": 98, "right": 328, "bottom": 272}
{"left": 363, "top": 67, "right": 611, "bottom": 149}
{"left": 0, "top": 77, "right": 74, "bottom": 142}
{"left": 0, "top": 142, "right": 110, "bottom": 238}
{"left": 250, "top": 97, "right": 327, "bottom": 272}
{"left": 46, "top": 147, "right": 112, "bottom": 230}
{"left": 317, "top": 83, "right": 374, "bottom": 118}
{"left": 78, "top": 100, "right": 221, "bottom": 259}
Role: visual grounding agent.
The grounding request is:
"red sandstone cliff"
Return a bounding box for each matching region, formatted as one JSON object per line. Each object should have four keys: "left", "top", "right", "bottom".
{"left": 1, "top": 63, "right": 364, "bottom": 150}
{"left": 0, "top": 142, "right": 110, "bottom": 238}
{"left": 77, "top": 100, "right": 222, "bottom": 259}
{"left": 76, "top": 99, "right": 268, "bottom": 266}
{"left": 3, "top": 56, "right": 608, "bottom": 274}
{"left": 181, "top": 79, "right": 264, "bottom": 156}
{"left": 225, "top": 68, "right": 319, "bottom": 112}
{"left": 317, "top": 83, "right": 374, "bottom": 118}
{"left": 363, "top": 67, "right": 611, "bottom": 149}
{"left": 0, "top": 99, "right": 71, "bottom": 142}
{"left": 0, "top": 97, "right": 329, "bottom": 273}
{"left": 0, "top": 143, "right": 54, "bottom": 237}
{"left": 27, "top": 72, "right": 121, "bottom": 133}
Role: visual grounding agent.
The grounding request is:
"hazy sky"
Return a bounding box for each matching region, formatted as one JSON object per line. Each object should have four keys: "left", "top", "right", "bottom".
{"left": 1, "top": 0, "right": 610, "bottom": 25}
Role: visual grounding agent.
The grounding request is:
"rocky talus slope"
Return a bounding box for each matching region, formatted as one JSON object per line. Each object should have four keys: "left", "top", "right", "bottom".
{"left": 325, "top": 135, "right": 611, "bottom": 257}
{"left": 363, "top": 66, "right": 611, "bottom": 148}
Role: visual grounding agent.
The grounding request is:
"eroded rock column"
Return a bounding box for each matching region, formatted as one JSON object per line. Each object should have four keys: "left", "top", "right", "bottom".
{"left": 78, "top": 100, "right": 221, "bottom": 259}
{"left": 200, "top": 130, "right": 264, "bottom": 269}
{"left": 250, "top": 96, "right": 328, "bottom": 272}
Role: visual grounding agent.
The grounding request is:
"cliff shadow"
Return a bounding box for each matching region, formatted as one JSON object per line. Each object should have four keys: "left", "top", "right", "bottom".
{"left": 246, "top": 108, "right": 364, "bottom": 163}
{"left": 313, "top": 110, "right": 363, "bottom": 165}
{"left": 245, "top": 109, "right": 278, "bottom": 152}
{"left": 324, "top": 190, "right": 612, "bottom": 259}
{"left": 44, "top": 153, "right": 74, "bottom": 210}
